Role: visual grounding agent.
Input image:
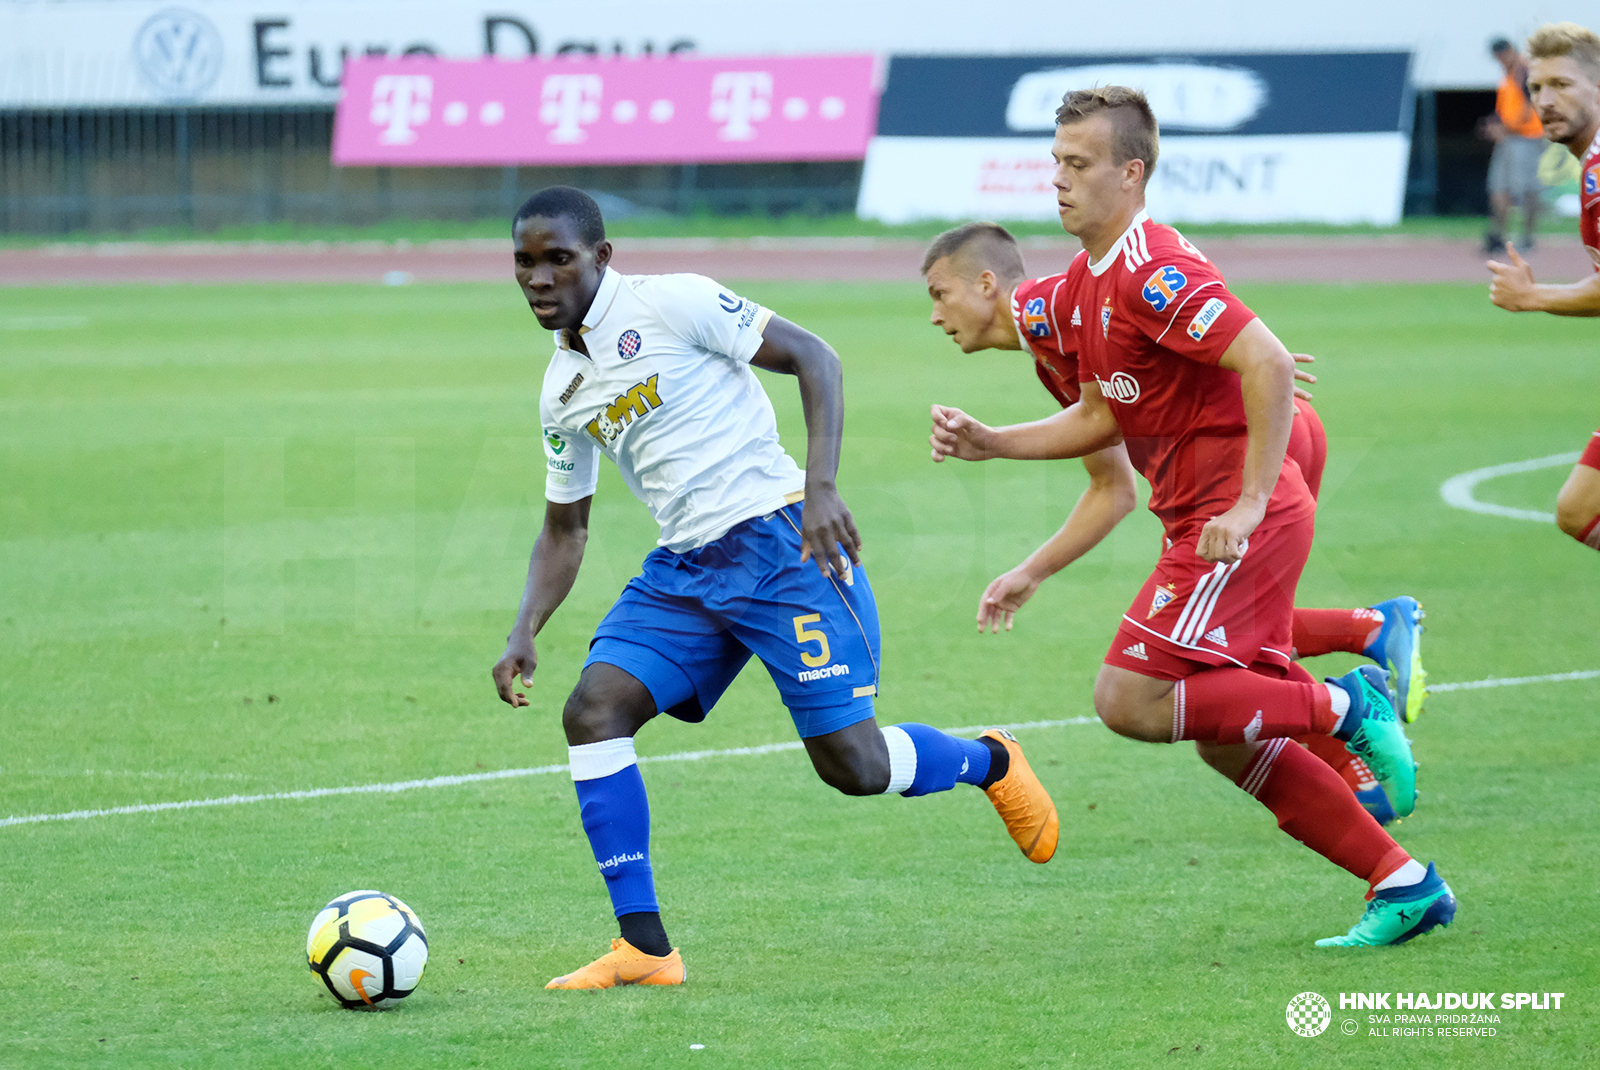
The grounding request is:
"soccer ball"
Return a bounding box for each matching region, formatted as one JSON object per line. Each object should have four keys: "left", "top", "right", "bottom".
{"left": 306, "top": 890, "right": 428, "bottom": 1009}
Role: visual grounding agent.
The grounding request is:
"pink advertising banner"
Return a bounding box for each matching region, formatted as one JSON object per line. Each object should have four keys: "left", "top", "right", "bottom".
{"left": 332, "top": 55, "right": 878, "bottom": 167}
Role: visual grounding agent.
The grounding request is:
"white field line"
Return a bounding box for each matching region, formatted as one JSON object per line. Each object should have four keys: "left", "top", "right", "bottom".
{"left": 1439, "top": 452, "right": 1580, "bottom": 523}
{"left": 0, "top": 717, "right": 1097, "bottom": 830}
{"left": 1428, "top": 669, "right": 1600, "bottom": 692}
{"left": 7, "top": 665, "right": 1597, "bottom": 832}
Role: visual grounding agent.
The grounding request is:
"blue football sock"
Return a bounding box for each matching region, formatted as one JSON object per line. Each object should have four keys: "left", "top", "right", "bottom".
{"left": 889, "top": 722, "right": 992, "bottom": 797}
{"left": 572, "top": 750, "right": 659, "bottom": 917}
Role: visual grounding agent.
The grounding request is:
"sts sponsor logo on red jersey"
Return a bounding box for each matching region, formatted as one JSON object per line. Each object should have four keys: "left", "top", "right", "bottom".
{"left": 1586, "top": 165, "right": 1600, "bottom": 196}
{"left": 1141, "top": 265, "right": 1188, "bottom": 312}
{"left": 1022, "top": 297, "right": 1051, "bottom": 338}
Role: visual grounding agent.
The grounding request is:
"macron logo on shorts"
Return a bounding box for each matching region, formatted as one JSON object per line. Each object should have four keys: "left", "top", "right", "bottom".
{"left": 798, "top": 663, "right": 851, "bottom": 683}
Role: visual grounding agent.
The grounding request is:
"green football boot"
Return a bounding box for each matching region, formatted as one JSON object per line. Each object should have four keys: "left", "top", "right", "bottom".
{"left": 1316, "top": 862, "right": 1456, "bottom": 947}
{"left": 1329, "top": 665, "right": 1416, "bottom": 818}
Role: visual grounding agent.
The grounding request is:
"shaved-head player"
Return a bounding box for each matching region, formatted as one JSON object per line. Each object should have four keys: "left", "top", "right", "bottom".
{"left": 921, "top": 223, "right": 1430, "bottom": 825}
{"left": 928, "top": 88, "right": 1458, "bottom": 947}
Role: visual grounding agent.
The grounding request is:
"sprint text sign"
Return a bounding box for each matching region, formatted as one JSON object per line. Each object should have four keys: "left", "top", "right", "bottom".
{"left": 857, "top": 52, "right": 1413, "bottom": 225}
{"left": 333, "top": 55, "right": 876, "bottom": 166}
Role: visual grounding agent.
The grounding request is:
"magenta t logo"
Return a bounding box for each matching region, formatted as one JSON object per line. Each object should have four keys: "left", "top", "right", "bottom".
{"left": 541, "top": 74, "right": 603, "bottom": 144}
{"left": 710, "top": 72, "right": 773, "bottom": 141}
{"left": 370, "top": 76, "right": 432, "bottom": 145}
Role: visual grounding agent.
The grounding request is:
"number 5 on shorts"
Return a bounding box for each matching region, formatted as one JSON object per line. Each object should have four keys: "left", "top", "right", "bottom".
{"left": 791, "top": 613, "right": 831, "bottom": 667}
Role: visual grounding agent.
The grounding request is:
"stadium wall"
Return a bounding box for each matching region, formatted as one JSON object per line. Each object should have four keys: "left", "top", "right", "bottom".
{"left": 0, "top": 0, "right": 1536, "bottom": 233}
{"left": 0, "top": 0, "right": 1561, "bottom": 101}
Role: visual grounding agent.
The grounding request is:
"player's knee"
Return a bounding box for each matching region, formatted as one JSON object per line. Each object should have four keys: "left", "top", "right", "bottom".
{"left": 1553, "top": 489, "right": 1596, "bottom": 542}
{"left": 816, "top": 759, "right": 890, "bottom": 797}
{"left": 809, "top": 741, "right": 890, "bottom": 795}
{"left": 1093, "top": 672, "right": 1170, "bottom": 743}
{"left": 561, "top": 678, "right": 635, "bottom": 745}
{"left": 560, "top": 685, "right": 607, "bottom": 745}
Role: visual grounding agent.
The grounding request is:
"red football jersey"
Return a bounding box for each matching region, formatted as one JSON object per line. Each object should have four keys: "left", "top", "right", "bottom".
{"left": 1581, "top": 128, "right": 1600, "bottom": 271}
{"left": 1071, "top": 211, "right": 1314, "bottom": 531}
{"left": 1010, "top": 270, "right": 1083, "bottom": 407}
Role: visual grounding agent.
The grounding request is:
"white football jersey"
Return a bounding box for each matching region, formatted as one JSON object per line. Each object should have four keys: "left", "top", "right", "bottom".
{"left": 538, "top": 268, "right": 807, "bottom": 551}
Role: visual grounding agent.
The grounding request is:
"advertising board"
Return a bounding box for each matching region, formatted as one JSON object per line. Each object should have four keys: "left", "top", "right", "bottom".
{"left": 856, "top": 53, "right": 1413, "bottom": 224}
{"left": 331, "top": 55, "right": 877, "bottom": 167}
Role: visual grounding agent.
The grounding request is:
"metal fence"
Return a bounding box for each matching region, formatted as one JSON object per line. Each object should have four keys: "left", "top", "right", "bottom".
{"left": 0, "top": 106, "right": 865, "bottom": 235}
{"left": 0, "top": 97, "right": 1492, "bottom": 235}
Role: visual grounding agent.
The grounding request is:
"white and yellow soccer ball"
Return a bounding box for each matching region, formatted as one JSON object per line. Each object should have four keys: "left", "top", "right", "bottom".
{"left": 306, "top": 890, "right": 428, "bottom": 1009}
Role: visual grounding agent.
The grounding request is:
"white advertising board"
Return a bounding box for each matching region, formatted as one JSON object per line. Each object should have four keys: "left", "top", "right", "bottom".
{"left": 858, "top": 134, "right": 1411, "bottom": 225}
{"left": 0, "top": 0, "right": 1584, "bottom": 106}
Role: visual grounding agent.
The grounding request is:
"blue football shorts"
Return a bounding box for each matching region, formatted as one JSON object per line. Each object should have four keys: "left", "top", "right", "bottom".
{"left": 584, "top": 502, "right": 881, "bottom": 739}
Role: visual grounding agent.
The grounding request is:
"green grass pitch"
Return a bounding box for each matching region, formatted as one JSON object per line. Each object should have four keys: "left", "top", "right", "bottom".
{"left": 1, "top": 276, "right": 1597, "bottom": 1068}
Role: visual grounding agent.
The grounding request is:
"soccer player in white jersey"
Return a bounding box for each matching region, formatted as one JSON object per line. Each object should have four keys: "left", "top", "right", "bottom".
{"left": 489, "top": 188, "right": 1060, "bottom": 990}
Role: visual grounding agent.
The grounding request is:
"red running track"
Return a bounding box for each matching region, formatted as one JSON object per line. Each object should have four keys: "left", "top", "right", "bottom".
{"left": 0, "top": 235, "right": 1589, "bottom": 287}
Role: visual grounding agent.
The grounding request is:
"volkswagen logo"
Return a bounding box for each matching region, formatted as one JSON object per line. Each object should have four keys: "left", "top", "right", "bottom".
{"left": 133, "top": 8, "right": 224, "bottom": 101}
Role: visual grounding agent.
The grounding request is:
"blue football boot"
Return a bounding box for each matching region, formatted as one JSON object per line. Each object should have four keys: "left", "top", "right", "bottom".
{"left": 1316, "top": 862, "right": 1456, "bottom": 947}
{"left": 1363, "top": 596, "right": 1427, "bottom": 723}
{"left": 1355, "top": 784, "right": 1397, "bottom": 826}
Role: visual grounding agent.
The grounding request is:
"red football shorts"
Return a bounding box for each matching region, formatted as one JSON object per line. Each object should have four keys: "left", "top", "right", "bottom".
{"left": 1288, "top": 398, "right": 1327, "bottom": 500}
{"left": 1105, "top": 512, "right": 1315, "bottom": 681}
{"left": 1580, "top": 429, "right": 1600, "bottom": 471}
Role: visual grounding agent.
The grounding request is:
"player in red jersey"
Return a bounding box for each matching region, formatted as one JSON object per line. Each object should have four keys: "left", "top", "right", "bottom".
{"left": 920, "top": 223, "right": 1426, "bottom": 821}
{"left": 929, "top": 87, "right": 1456, "bottom": 946}
{"left": 1488, "top": 21, "right": 1600, "bottom": 553}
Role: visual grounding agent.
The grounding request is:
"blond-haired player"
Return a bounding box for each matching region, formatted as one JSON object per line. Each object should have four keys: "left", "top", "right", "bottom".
{"left": 1487, "top": 21, "right": 1600, "bottom": 551}
{"left": 929, "top": 87, "right": 1456, "bottom": 946}
{"left": 922, "top": 224, "right": 1429, "bottom": 823}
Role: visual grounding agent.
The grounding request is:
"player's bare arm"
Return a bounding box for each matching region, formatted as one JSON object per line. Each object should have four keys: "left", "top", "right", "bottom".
{"left": 492, "top": 495, "right": 593, "bottom": 707}
{"left": 977, "top": 442, "right": 1138, "bottom": 633}
{"left": 930, "top": 380, "right": 1122, "bottom": 464}
{"left": 1488, "top": 242, "right": 1600, "bottom": 315}
{"left": 1201, "top": 319, "right": 1296, "bottom": 564}
{"left": 750, "top": 315, "right": 862, "bottom": 578}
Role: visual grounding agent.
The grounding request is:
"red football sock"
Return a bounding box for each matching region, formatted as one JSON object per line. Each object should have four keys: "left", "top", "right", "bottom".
{"left": 1282, "top": 663, "right": 1373, "bottom": 791}
{"left": 1173, "top": 667, "right": 1339, "bottom": 744}
{"left": 1236, "top": 737, "right": 1410, "bottom": 887}
{"left": 1299, "top": 732, "right": 1378, "bottom": 792}
{"left": 1292, "top": 607, "right": 1384, "bottom": 658}
{"left": 1579, "top": 515, "right": 1600, "bottom": 552}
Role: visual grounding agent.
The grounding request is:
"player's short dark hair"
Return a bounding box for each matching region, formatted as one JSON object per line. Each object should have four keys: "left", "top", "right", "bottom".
{"left": 1055, "top": 85, "right": 1160, "bottom": 187}
{"left": 513, "top": 186, "right": 606, "bottom": 246}
{"left": 1491, "top": 37, "right": 1514, "bottom": 55}
{"left": 920, "top": 222, "right": 1026, "bottom": 287}
{"left": 1527, "top": 22, "right": 1600, "bottom": 82}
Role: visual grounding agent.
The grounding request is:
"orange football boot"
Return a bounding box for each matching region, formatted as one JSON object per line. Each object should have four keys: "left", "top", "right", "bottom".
{"left": 981, "top": 729, "right": 1059, "bottom": 863}
{"left": 545, "top": 938, "right": 686, "bottom": 990}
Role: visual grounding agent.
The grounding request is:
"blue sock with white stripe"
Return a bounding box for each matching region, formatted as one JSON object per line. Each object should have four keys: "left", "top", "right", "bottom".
{"left": 570, "top": 738, "right": 659, "bottom": 917}
{"left": 881, "top": 723, "right": 993, "bottom": 797}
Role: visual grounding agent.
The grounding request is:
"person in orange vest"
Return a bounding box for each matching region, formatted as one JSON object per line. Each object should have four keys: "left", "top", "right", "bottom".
{"left": 1483, "top": 37, "right": 1548, "bottom": 253}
